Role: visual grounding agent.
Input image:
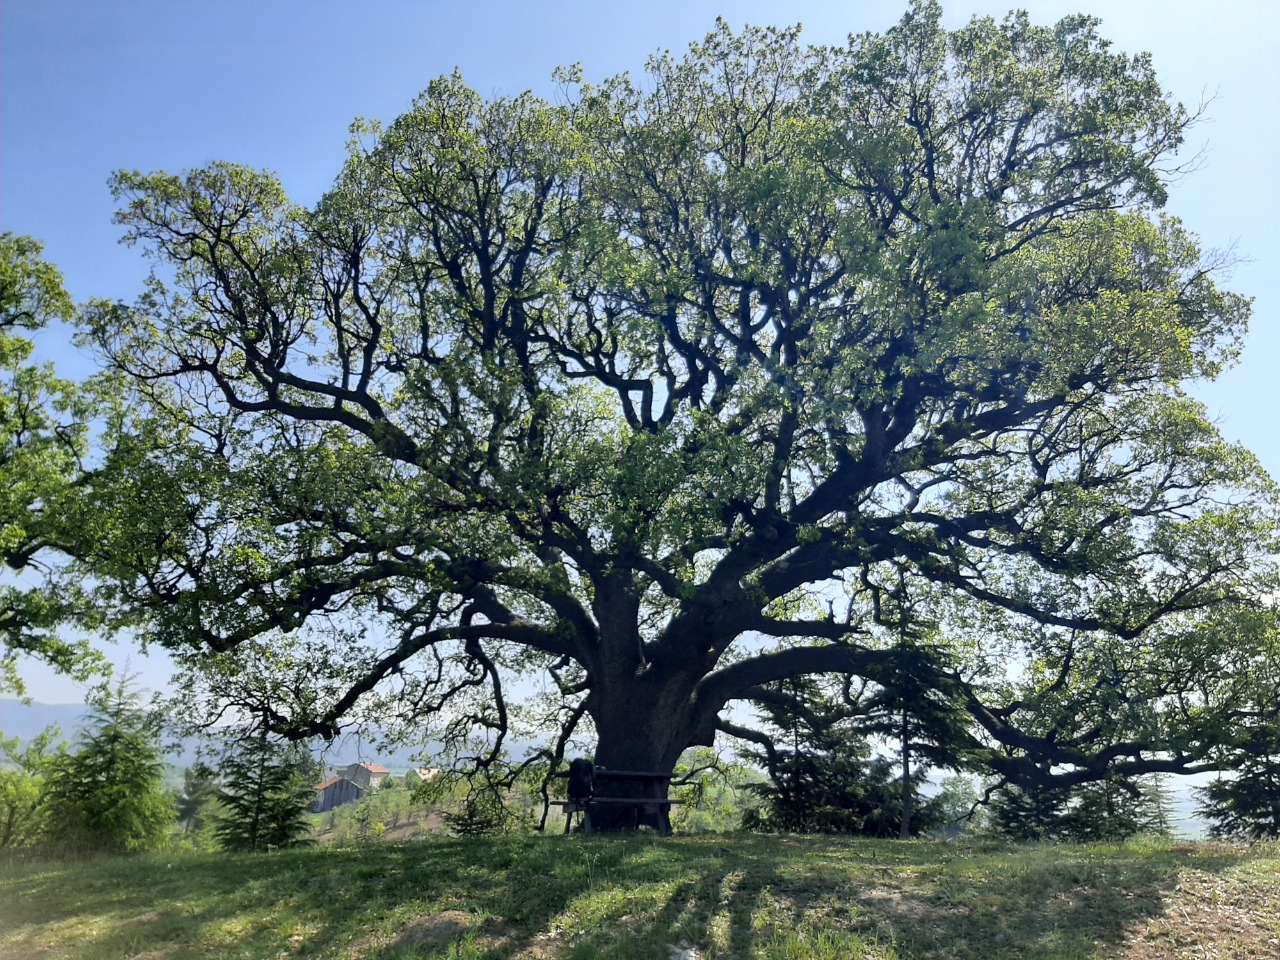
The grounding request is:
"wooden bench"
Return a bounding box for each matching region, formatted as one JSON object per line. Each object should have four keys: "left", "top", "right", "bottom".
{"left": 550, "top": 796, "right": 685, "bottom": 835}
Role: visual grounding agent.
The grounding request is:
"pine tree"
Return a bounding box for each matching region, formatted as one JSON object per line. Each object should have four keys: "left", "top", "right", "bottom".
{"left": 176, "top": 764, "right": 218, "bottom": 834}
{"left": 1139, "top": 775, "right": 1176, "bottom": 837}
{"left": 1197, "top": 719, "right": 1280, "bottom": 841}
{"left": 40, "top": 677, "right": 174, "bottom": 854}
{"left": 986, "top": 777, "right": 1072, "bottom": 841}
{"left": 745, "top": 678, "right": 941, "bottom": 836}
{"left": 1063, "top": 776, "right": 1163, "bottom": 841}
{"left": 212, "top": 733, "right": 317, "bottom": 852}
{"left": 861, "top": 638, "right": 973, "bottom": 838}
{"left": 988, "top": 772, "right": 1170, "bottom": 842}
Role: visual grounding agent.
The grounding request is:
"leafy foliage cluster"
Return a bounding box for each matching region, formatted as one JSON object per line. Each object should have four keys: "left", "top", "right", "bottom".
{"left": 0, "top": 234, "right": 106, "bottom": 692}
{"left": 176, "top": 764, "right": 219, "bottom": 836}
{"left": 0, "top": 727, "right": 61, "bottom": 849}
{"left": 666, "top": 748, "right": 764, "bottom": 834}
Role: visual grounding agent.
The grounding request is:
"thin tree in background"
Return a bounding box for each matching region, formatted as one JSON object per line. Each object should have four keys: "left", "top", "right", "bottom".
{"left": 934, "top": 775, "right": 986, "bottom": 836}
{"left": 176, "top": 763, "right": 218, "bottom": 835}
{"left": 1140, "top": 775, "right": 1176, "bottom": 837}
{"left": 860, "top": 634, "right": 972, "bottom": 838}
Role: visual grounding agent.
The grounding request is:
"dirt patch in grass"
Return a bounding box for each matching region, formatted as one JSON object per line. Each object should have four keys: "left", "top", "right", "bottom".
{"left": 1118, "top": 864, "right": 1280, "bottom": 959}
{"left": 503, "top": 929, "right": 566, "bottom": 959}
{"left": 391, "top": 909, "right": 476, "bottom": 952}
{"left": 421, "top": 917, "right": 565, "bottom": 959}
{"left": 861, "top": 886, "right": 969, "bottom": 921}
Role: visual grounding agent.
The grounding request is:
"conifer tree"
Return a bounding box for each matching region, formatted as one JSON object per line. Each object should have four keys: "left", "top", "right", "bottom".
{"left": 744, "top": 678, "right": 941, "bottom": 836}
{"left": 1063, "top": 776, "right": 1165, "bottom": 841}
{"left": 986, "top": 777, "right": 1072, "bottom": 841}
{"left": 212, "top": 732, "right": 317, "bottom": 852}
{"left": 859, "top": 637, "right": 972, "bottom": 837}
{"left": 1197, "top": 721, "right": 1280, "bottom": 841}
{"left": 41, "top": 677, "right": 173, "bottom": 854}
{"left": 988, "top": 772, "right": 1170, "bottom": 841}
{"left": 176, "top": 763, "right": 218, "bottom": 834}
{"left": 1139, "top": 775, "right": 1176, "bottom": 837}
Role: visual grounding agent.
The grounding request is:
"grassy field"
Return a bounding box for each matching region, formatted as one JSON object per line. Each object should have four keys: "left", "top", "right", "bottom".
{"left": 2, "top": 835, "right": 1277, "bottom": 960}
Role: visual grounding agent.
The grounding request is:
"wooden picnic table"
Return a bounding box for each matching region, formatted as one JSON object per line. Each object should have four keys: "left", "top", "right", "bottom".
{"left": 550, "top": 767, "right": 683, "bottom": 835}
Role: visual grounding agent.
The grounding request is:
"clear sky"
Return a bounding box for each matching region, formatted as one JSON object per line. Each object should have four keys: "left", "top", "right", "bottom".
{"left": 2, "top": 0, "right": 1278, "bottom": 702}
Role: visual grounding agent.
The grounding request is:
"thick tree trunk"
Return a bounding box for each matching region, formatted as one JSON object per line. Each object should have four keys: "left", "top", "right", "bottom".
{"left": 583, "top": 669, "right": 702, "bottom": 831}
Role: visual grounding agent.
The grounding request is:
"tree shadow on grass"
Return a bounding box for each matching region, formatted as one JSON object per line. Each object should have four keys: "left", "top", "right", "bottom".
{"left": 735, "top": 840, "right": 1252, "bottom": 960}
{"left": 2, "top": 837, "right": 582, "bottom": 960}
{"left": 453, "top": 837, "right": 1257, "bottom": 960}
{"left": 0, "top": 837, "right": 1263, "bottom": 960}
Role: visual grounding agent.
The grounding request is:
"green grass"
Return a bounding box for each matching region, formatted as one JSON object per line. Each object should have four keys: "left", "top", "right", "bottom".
{"left": 2, "top": 836, "right": 1278, "bottom": 959}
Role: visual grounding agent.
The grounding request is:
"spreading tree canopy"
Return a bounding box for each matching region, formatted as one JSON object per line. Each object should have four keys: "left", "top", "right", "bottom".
{"left": 0, "top": 234, "right": 106, "bottom": 690}
{"left": 76, "top": 3, "right": 1277, "bottom": 799}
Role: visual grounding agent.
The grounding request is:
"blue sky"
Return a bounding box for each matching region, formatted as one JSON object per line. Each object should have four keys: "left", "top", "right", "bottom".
{"left": 2, "top": 0, "right": 1278, "bottom": 702}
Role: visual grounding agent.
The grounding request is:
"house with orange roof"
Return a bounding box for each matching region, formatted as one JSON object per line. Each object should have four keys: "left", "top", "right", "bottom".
{"left": 312, "top": 761, "right": 392, "bottom": 812}
{"left": 334, "top": 762, "right": 390, "bottom": 791}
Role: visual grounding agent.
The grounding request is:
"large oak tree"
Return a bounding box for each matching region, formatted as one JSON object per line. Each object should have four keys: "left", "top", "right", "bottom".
{"left": 79, "top": 4, "right": 1277, "bottom": 804}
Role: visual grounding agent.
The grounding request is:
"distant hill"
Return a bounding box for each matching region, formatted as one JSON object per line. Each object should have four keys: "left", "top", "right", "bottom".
{"left": 0, "top": 698, "right": 445, "bottom": 769}
{"left": 0, "top": 699, "right": 90, "bottom": 744}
